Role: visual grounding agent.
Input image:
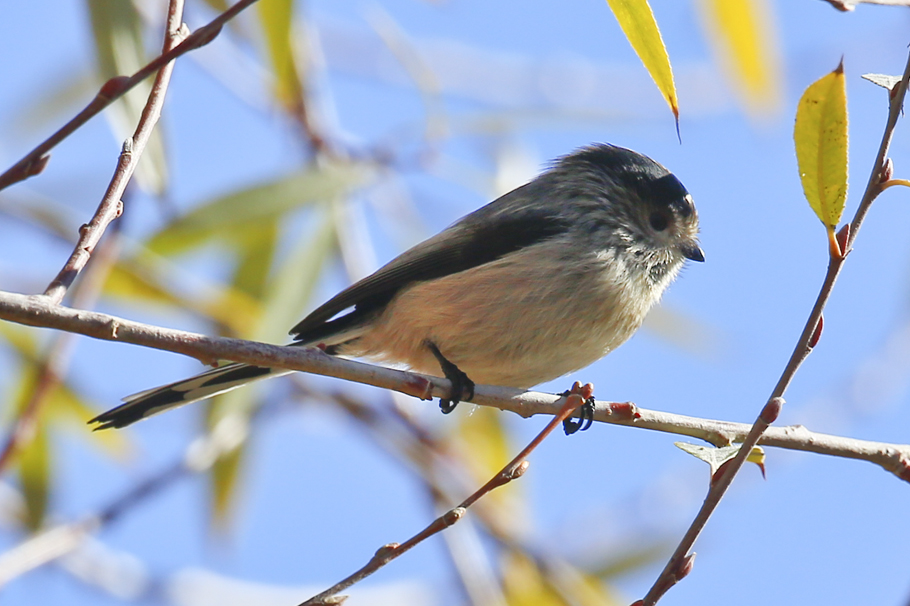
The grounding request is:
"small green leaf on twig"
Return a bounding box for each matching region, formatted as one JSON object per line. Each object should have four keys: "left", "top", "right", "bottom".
{"left": 675, "top": 442, "right": 766, "bottom": 478}
{"left": 605, "top": 0, "right": 679, "bottom": 128}
{"left": 794, "top": 60, "right": 849, "bottom": 234}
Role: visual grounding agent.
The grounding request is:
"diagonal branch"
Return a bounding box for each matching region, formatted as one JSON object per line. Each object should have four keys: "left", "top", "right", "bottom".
{"left": 639, "top": 47, "right": 910, "bottom": 606}
{"left": 0, "top": 0, "right": 263, "bottom": 193}
{"left": 44, "top": 0, "right": 187, "bottom": 305}
{"left": 297, "top": 384, "right": 591, "bottom": 606}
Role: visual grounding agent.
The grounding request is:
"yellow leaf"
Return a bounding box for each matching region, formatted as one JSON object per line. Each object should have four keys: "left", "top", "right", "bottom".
{"left": 794, "top": 61, "right": 849, "bottom": 230}
{"left": 502, "top": 551, "right": 566, "bottom": 606}
{"left": 697, "top": 0, "right": 782, "bottom": 115}
{"left": 605, "top": 0, "right": 679, "bottom": 123}
{"left": 257, "top": 0, "right": 304, "bottom": 109}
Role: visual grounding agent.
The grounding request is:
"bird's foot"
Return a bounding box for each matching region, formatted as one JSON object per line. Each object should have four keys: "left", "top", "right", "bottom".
{"left": 561, "top": 382, "right": 596, "bottom": 435}
{"left": 426, "top": 341, "right": 475, "bottom": 414}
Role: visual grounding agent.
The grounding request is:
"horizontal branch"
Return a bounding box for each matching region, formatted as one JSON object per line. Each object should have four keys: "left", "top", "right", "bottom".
{"left": 0, "top": 289, "right": 908, "bottom": 482}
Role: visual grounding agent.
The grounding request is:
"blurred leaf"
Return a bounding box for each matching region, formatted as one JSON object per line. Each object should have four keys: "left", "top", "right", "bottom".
{"left": 232, "top": 219, "right": 281, "bottom": 298}
{"left": 794, "top": 61, "right": 849, "bottom": 231}
{"left": 209, "top": 432, "right": 245, "bottom": 527}
{"left": 502, "top": 551, "right": 565, "bottom": 606}
{"left": 590, "top": 541, "right": 673, "bottom": 580}
{"left": 48, "top": 381, "right": 131, "bottom": 458}
{"left": 604, "top": 0, "right": 679, "bottom": 123}
{"left": 200, "top": 0, "right": 229, "bottom": 12}
{"left": 257, "top": 0, "right": 304, "bottom": 109}
{"left": 18, "top": 423, "right": 50, "bottom": 531}
{"left": 502, "top": 550, "right": 620, "bottom": 606}
{"left": 698, "top": 0, "right": 781, "bottom": 115}
{"left": 675, "top": 442, "right": 766, "bottom": 476}
{"left": 207, "top": 210, "right": 337, "bottom": 526}
{"left": 456, "top": 406, "right": 510, "bottom": 479}
{"left": 105, "top": 261, "right": 190, "bottom": 309}
{"left": 10, "top": 71, "right": 97, "bottom": 141}
{"left": 642, "top": 306, "right": 721, "bottom": 359}
{"left": 105, "top": 253, "right": 262, "bottom": 337}
{"left": 253, "top": 208, "right": 337, "bottom": 341}
{"left": 86, "top": 0, "right": 168, "bottom": 195}
{"left": 146, "top": 163, "right": 371, "bottom": 255}
{"left": 369, "top": 6, "right": 447, "bottom": 141}
{"left": 0, "top": 322, "right": 41, "bottom": 363}
{"left": 0, "top": 323, "right": 130, "bottom": 458}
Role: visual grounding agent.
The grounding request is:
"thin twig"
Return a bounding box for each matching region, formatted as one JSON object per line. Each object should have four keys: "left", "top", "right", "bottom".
{"left": 0, "top": 0, "right": 263, "bottom": 193}
{"left": 0, "top": 289, "right": 908, "bottom": 479}
{"left": 42, "top": 0, "right": 187, "bottom": 304}
{"left": 327, "top": 387, "right": 610, "bottom": 606}
{"left": 297, "top": 384, "right": 591, "bottom": 605}
{"left": 639, "top": 48, "right": 910, "bottom": 606}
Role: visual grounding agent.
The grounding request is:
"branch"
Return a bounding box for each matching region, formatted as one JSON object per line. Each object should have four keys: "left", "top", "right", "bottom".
{"left": 42, "top": 0, "right": 187, "bottom": 304}
{"left": 0, "top": 0, "right": 263, "bottom": 193}
{"left": 0, "top": 290, "right": 907, "bottom": 479}
{"left": 639, "top": 47, "right": 910, "bottom": 606}
{"left": 297, "top": 384, "right": 590, "bottom": 605}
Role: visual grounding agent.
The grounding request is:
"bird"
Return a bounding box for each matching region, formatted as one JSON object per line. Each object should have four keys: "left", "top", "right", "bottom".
{"left": 90, "top": 143, "right": 703, "bottom": 431}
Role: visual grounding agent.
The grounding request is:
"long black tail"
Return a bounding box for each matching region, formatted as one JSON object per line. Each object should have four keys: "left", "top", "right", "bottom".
{"left": 89, "top": 363, "right": 289, "bottom": 430}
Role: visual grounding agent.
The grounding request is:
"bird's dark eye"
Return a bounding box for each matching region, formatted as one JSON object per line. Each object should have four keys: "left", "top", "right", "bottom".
{"left": 649, "top": 211, "right": 669, "bottom": 232}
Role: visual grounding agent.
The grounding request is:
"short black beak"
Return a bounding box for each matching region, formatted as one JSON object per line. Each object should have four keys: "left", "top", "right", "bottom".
{"left": 681, "top": 243, "right": 705, "bottom": 262}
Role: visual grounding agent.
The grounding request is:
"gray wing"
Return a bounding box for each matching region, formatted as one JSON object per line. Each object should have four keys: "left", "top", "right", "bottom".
{"left": 290, "top": 181, "right": 570, "bottom": 343}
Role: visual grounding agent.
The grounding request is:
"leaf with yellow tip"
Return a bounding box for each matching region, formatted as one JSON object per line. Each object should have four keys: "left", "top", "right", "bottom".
{"left": 794, "top": 61, "right": 849, "bottom": 231}
{"left": 605, "top": 0, "right": 679, "bottom": 124}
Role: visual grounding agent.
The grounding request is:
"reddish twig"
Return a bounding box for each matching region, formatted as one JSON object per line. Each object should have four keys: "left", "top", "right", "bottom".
{"left": 639, "top": 48, "right": 910, "bottom": 606}
{"left": 0, "top": 0, "right": 262, "bottom": 193}
{"left": 43, "top": 0, "right": 187, "bottom": 305}
{"left": 297, "top": 383, "right": 592, "bottom": 606}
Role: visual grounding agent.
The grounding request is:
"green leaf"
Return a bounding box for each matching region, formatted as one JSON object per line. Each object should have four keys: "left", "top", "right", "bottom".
{"left": 794, "top": 61, "right": 849, "bottom": 231}
{"left": 257, "top": 0, "right": 305, "bottom": 109}
{"left": 253, "top": 209, "right": 337, "bottom": 342}
{"left": 697, "top": 0, "right": 781, "bottom": 114}
{"left": 146, "top": 163, "right": 371, "bottom": 255}
{"left": 206, "top": 210, "right": 338, "bottom": 527}
{"left": 86, "top": 0, "right": 168, "bottom": 195}
{"left": 209, "top": 430, "right": 246, "bottom": 528}
{"left": 675, "top": 441, "right": 766, "bottom": 477}
{"left": 18, "top": 424, "right": 50, "bottom": 531}
{"left": 231, "top": 220, "right": 281, "bottom": 299}
{"left": 605, "top": 0, "right": 679, "bottom": 123}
